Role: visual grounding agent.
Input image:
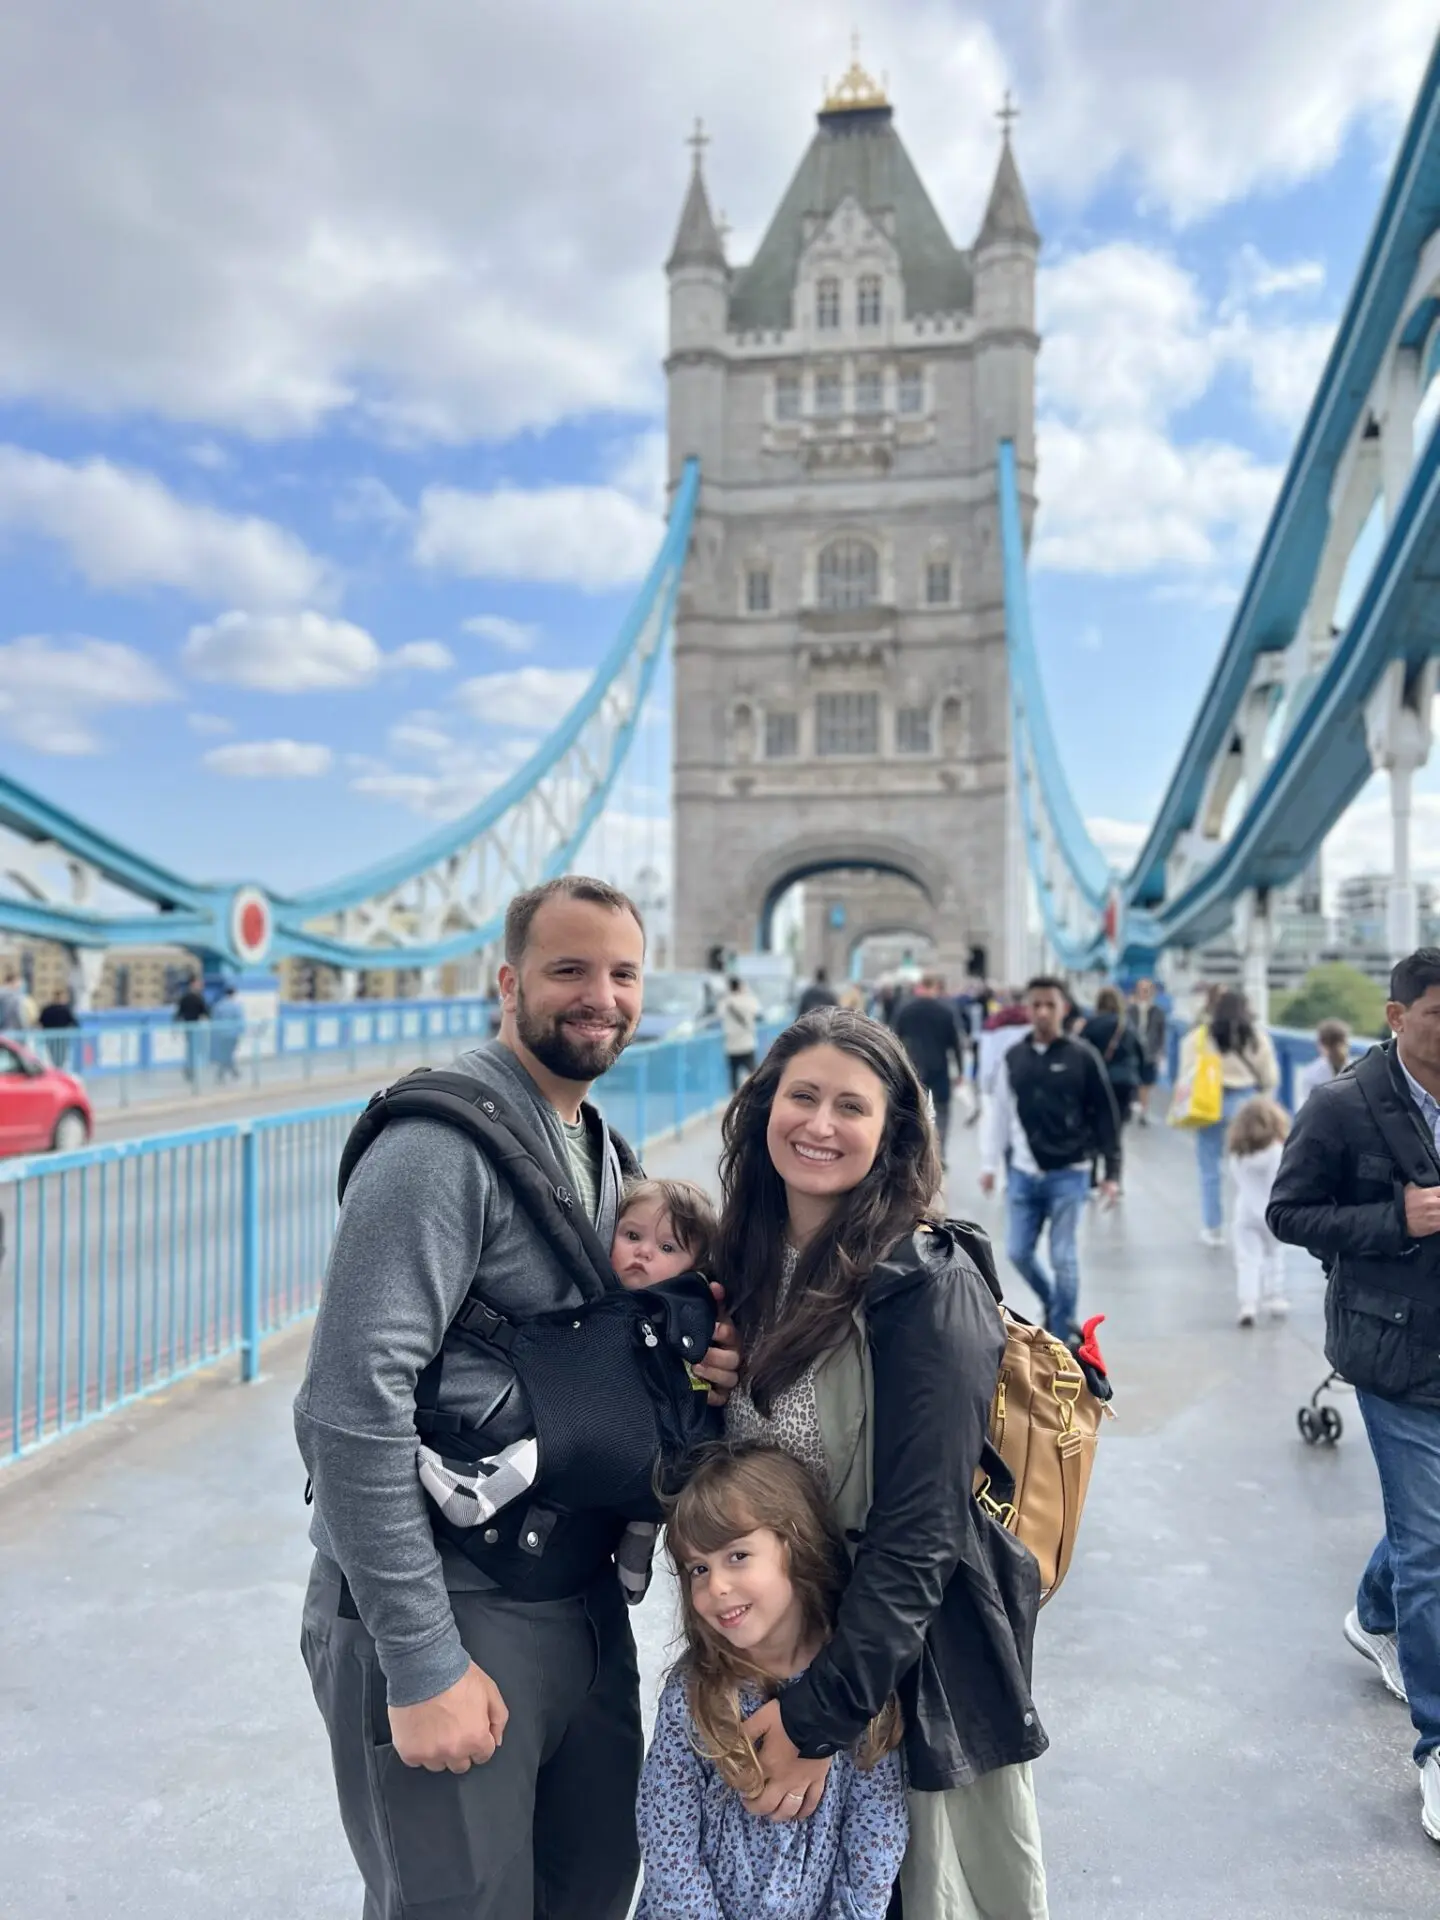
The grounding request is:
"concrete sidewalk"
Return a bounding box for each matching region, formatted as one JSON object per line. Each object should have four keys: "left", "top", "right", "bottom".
{"left": 1, "top": 1109, "right": 1435, "bottom": 1916}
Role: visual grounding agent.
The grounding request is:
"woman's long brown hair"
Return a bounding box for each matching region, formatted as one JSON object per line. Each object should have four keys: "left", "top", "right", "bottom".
{"left": 664, "top": 1444, "right": 901, "bottom": 1795}
{"left": 717, "top": 1007, "right": 942, "bottom": 1415}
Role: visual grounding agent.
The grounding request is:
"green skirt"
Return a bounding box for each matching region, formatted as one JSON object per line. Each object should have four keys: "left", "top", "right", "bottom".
{"left": 899, "top": 1762, "right": 1049, "bottom": 1920}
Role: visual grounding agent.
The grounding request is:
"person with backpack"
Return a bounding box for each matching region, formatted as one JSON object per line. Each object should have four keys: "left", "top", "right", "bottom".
{"left": 1267, "top": 947, "right": 1440, "bottom": 1845}
{"left": 295, "top": 876, "right": 741, "bottom": 1920}
{"left": 1080, "top": 986, "right": 1145, "bottom": 1130}
{"left": 893, "top": 971, "right": 968, "bottom": 1166}
{"left": 715, "top": 1008, "right": 1051, "bottom": 1919}
{"left": 980, "top": 976, "right": 1122, "bottom": 1346}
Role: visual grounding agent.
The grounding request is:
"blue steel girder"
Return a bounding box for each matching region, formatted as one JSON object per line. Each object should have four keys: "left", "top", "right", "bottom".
{"left": 1128, "top": 33, "right": 1440, "bottom": 908}
{"left": 1155, "top": 410, "right": 1440, "bottom": 949}
{"left": 0, "top": 461, "right": 699, "bottom": 970}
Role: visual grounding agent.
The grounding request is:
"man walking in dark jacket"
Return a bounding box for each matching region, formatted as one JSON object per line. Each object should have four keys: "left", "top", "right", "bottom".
{"left": 979, "top": 975, "right": 1121, "bottom": 1343}
{"left": 797, "top": 966, "right": 838, "bottom": 1017}
{"left": 894, "top": 972, "right": 967, "bottom": 1165}
{"left": 1268, "top": 947, "right": 1440, "bottom": 1844}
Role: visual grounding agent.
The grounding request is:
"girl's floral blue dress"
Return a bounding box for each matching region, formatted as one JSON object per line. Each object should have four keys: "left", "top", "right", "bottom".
{"left": 636, "top": 1671, "right": 908, "bottom": 1920}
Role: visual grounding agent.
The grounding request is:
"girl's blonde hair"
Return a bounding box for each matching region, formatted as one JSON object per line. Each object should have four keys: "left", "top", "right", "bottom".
{"left": 618, "top": 1177, "right": 718, "bottom": 1274}
{"left": 663, "top": 1443, "right": 901, "bottom": 1794}
{"left": 1227, "top": 1095, "right": 1290, "bottom": 1157}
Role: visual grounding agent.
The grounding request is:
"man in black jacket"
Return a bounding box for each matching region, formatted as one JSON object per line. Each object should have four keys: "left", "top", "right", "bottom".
{"left": 894, "top": 972, "right": 967, "bottom": 1165}
{"left": 1268, "top": 947, "right": 1440, "bottom": 1844}
{"left": 979, "top": 975, "right": 1121, "bottom": 1344}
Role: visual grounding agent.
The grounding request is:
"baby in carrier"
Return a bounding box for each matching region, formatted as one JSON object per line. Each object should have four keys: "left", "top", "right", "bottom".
{"left": 418, "top": 1176, "right": 719, "bottom": 1597}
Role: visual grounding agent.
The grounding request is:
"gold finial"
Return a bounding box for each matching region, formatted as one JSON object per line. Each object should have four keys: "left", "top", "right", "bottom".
{"left": 997, "top": 90, "right": 1020, "bottom": 140}
{"left": 821, "top": 36, "right": 890, "bottom": 114}
{"left": 686, "top": 116, "right": 709, "bottom": 168}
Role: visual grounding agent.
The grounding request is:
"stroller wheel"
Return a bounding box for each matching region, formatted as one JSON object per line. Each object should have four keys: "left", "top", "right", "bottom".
{"left": 1297, "top": 1406, "right": 1322, "bottom": 1445}
{"left": 1319, "top": 1406, "right": 1343, "bottom": 1445}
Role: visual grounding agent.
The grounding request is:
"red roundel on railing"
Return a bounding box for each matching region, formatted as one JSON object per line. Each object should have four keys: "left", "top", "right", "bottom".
{"left": 229, "top": 886, "right": 272, "bottom": 965}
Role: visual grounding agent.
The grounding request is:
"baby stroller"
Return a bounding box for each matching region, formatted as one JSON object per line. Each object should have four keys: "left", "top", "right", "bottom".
{"left": 1297, "top": 1368, "right": 1350, "bottom": 1446}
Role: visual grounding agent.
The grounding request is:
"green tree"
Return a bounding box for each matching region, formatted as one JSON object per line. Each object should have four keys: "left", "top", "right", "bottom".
{"left": 1273, "top": 963, "right": 1388, "bottom": 1038}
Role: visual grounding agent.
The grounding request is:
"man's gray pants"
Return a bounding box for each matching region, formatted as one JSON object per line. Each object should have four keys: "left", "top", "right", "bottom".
{"left": 302, "top": 1556, "right": 643, "bottom": 1919}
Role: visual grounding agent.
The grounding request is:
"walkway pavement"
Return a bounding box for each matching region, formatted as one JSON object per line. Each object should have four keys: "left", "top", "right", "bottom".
{"left": 2, "top": 1104, "right": 1435, "bottom": 1917}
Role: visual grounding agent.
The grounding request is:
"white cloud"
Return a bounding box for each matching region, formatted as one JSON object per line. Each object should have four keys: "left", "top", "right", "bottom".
{"left": 1085, "top": 816, "right": 1149, "bottom": 867}
{"left": 0, "top": 446, "right": 327, "bottom": 605}
{"left": 1025, "top": 1, "right": 1432, "bottom": 222}
{"left": 1225, "top": 244, "right": 1326, "bottom": 310}
{"left": 0, "top": 634, "right": 176, "bottom": 755}
{"left": 1035, "top": 240, "right": 1334, "bottom": 576}
{"left": 1324, "top": 783, "right": 1440, "bottom": 892}
{"left": 0, "top": 3, "right": 1426, "bottom": 443}
{"left": 1036, "top": 419, "right": 1282, "bottom": 575}
{"left": 184, "top": 609, "right": 381, "bottom": 690}
{"left": 607, "top": 429, "right": 668, "bottom": 515}
{"left": 186, "top": 711, "right": 234, "bottom": 736}
{"left": 333, "top": 476, "right": 410, "bottom": 529}
{"left": 462, "top": 615, "right": 539, "bottom": 654}
{"left": 184, "top": 614, "right": 452, "bottom": 688}
{"left": 203, "top": 738, "right": 333, "bottom": 778}
{"left": 383, "top": 639, "right": 454, "bottom": 674}
{"left": 454, "top": 666, "right": 593, "bottom": 730}
{"left": 415, "top": 484, "right": 664, "bottom": 590}
{"left": 350, "top": 714, "right": 540, "bottom": 819}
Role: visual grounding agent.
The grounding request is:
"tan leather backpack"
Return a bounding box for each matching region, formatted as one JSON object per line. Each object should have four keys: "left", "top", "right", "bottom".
{"left": 973, "top": 1311, "right": 1113, "bottom": 1604}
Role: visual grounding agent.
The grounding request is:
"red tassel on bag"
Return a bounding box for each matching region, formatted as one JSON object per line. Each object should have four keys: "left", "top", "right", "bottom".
{"left": 1076, "top": 1314, "right": 1108, "bottom": 1375}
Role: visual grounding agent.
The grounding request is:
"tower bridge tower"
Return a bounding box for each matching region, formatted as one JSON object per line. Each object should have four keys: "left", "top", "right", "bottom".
{"left": 665, "top": 58, "right": 1038, "bottom": 981}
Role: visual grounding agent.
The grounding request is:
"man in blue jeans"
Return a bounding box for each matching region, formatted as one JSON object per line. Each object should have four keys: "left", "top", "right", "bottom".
{"left": 980, "top": 975, "right": 1121, "bottom": 1344}
{"left": 1269, "top": 947, "right": 1440, "bottom": 1843}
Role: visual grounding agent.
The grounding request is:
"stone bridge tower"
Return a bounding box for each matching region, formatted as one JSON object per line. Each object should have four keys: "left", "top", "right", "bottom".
{"left": 665, "top": 56, "right": 1038, "bottom": 981}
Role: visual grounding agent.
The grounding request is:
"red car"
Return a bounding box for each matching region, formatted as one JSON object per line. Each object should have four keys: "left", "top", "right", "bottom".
{"left": 0, "top": 1038, "right": 92, "bottom": 1154}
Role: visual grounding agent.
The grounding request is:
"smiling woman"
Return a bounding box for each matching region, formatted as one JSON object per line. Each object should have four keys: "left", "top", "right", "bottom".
{"left": 714, "top": 1007, "right": 1052, "bottom": 1918}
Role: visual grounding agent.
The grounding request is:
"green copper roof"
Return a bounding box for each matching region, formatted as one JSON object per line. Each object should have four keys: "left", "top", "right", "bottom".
{"left": 728, "top": 106, "right": 972, "bottom": 332}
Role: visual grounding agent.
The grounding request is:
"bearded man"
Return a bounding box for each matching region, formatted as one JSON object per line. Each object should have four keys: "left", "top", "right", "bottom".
{"left": 295, "top": 876, "right": 740, "bottom": 1920}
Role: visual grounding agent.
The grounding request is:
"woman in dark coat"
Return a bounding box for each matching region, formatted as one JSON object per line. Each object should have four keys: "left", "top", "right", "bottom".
{"left": 717, "top": 1008, "right": 1048, "bottom": 1919}
{"left": 1081, "top": 985, "right": 1146, "bottom": 1126}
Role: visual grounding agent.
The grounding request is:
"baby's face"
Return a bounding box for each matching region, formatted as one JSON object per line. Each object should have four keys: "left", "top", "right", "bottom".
{"left": 612, "top": 1198, "right": 694, "bottom": 1291}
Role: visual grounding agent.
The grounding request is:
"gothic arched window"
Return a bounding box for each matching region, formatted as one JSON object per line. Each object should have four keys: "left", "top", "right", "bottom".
{"left": 816, "top": 277, "right": 841, "bottom": 330}
{"left": 857, "top": 274, "right": 882, "bottom": 326}
{"left": 817, "top": 538, "right": 880, "bottom": 610}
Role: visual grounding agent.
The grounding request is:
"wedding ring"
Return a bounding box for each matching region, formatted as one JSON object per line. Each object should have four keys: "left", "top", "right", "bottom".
{"left": 783, "top": 1790, "right": 803, "bottom": 1804}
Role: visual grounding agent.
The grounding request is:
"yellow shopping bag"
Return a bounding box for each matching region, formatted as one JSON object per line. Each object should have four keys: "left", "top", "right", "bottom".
{"left": 1169, "top": 1027, "right": 1224, "bottom": 1129}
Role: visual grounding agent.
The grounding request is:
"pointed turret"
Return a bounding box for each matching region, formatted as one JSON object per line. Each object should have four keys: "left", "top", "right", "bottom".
{"left": 667, "top": 128, "right": 727, "bottom": 274}
{"left": 976, "top": 129, "right": 1038, "bottom": 251}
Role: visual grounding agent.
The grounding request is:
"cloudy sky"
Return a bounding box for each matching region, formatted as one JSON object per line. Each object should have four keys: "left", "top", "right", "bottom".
{"left": 0, "top": 0, "right": 1435, "bottom": 911}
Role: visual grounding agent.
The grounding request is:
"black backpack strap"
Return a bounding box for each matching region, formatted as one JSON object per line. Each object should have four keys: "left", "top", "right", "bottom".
{"left": 337, "top": 1068, "right": 616, "bottom": 1303}
{"left": 1355, "top": 1043, "right": 1440, "bottom": 1187}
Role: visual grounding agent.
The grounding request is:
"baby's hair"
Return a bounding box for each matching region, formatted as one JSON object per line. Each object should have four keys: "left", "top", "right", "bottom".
{"left": 618, "top": 1177, "right": 717, "bottom": 1274}
{"left": 662, "top": 1442, "right": 901, "bottom": 1795}
{"left": 1227, "top": 1095, "right": 1290, "bottom": 1157}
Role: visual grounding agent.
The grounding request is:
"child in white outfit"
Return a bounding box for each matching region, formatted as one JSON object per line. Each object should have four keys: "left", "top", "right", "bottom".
{"left": 1226, "top": 1097, "right": 1290, "bottom": 1327}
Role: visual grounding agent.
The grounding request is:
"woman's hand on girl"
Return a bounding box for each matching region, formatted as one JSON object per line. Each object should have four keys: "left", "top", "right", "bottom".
{"left": 740, "top": 1697, "right": 832, "bottom": 1820}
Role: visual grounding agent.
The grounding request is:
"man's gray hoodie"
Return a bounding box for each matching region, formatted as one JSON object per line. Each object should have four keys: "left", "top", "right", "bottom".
{"left": 294, "top": 1040, "right": 624, "bottom": 1707}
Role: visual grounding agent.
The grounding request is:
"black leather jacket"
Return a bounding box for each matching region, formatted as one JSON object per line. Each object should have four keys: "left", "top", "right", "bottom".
{"left": 778, "top": 1224, "right": 1049, "bottom": 1789}
{"left": 1268, "top": 1040, "right": 1440, "bottom": 1406}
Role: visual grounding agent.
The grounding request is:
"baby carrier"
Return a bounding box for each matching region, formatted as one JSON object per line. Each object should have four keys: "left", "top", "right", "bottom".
{"left": 337, "top": 1068, "right": 720, "bottom": 1598}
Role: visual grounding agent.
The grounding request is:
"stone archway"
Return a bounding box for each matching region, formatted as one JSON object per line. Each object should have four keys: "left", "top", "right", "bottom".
{"left": 746, "top": 831, "right": 945, "bottom": 951}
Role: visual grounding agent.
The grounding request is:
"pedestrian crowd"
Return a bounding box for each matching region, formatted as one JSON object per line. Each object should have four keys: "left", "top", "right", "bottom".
{"left": 295, "top": 878, "right": 1440, "bottom": 1919}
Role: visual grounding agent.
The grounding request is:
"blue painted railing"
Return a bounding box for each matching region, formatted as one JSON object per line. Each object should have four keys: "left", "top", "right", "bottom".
{"left": 1, "top": 1024, "right": 778, "bottom": 1464}
{"left": 4, "top": 994, "right": 496, "bottom": 1083}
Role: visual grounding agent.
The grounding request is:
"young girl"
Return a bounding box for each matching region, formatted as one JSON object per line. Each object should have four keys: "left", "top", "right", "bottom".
{"left": 636, "top": 1444, "right": 908, "bottom": 1920}
{"left": 1227, "top": 1096, "right": 1291, "bottom": 1327}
